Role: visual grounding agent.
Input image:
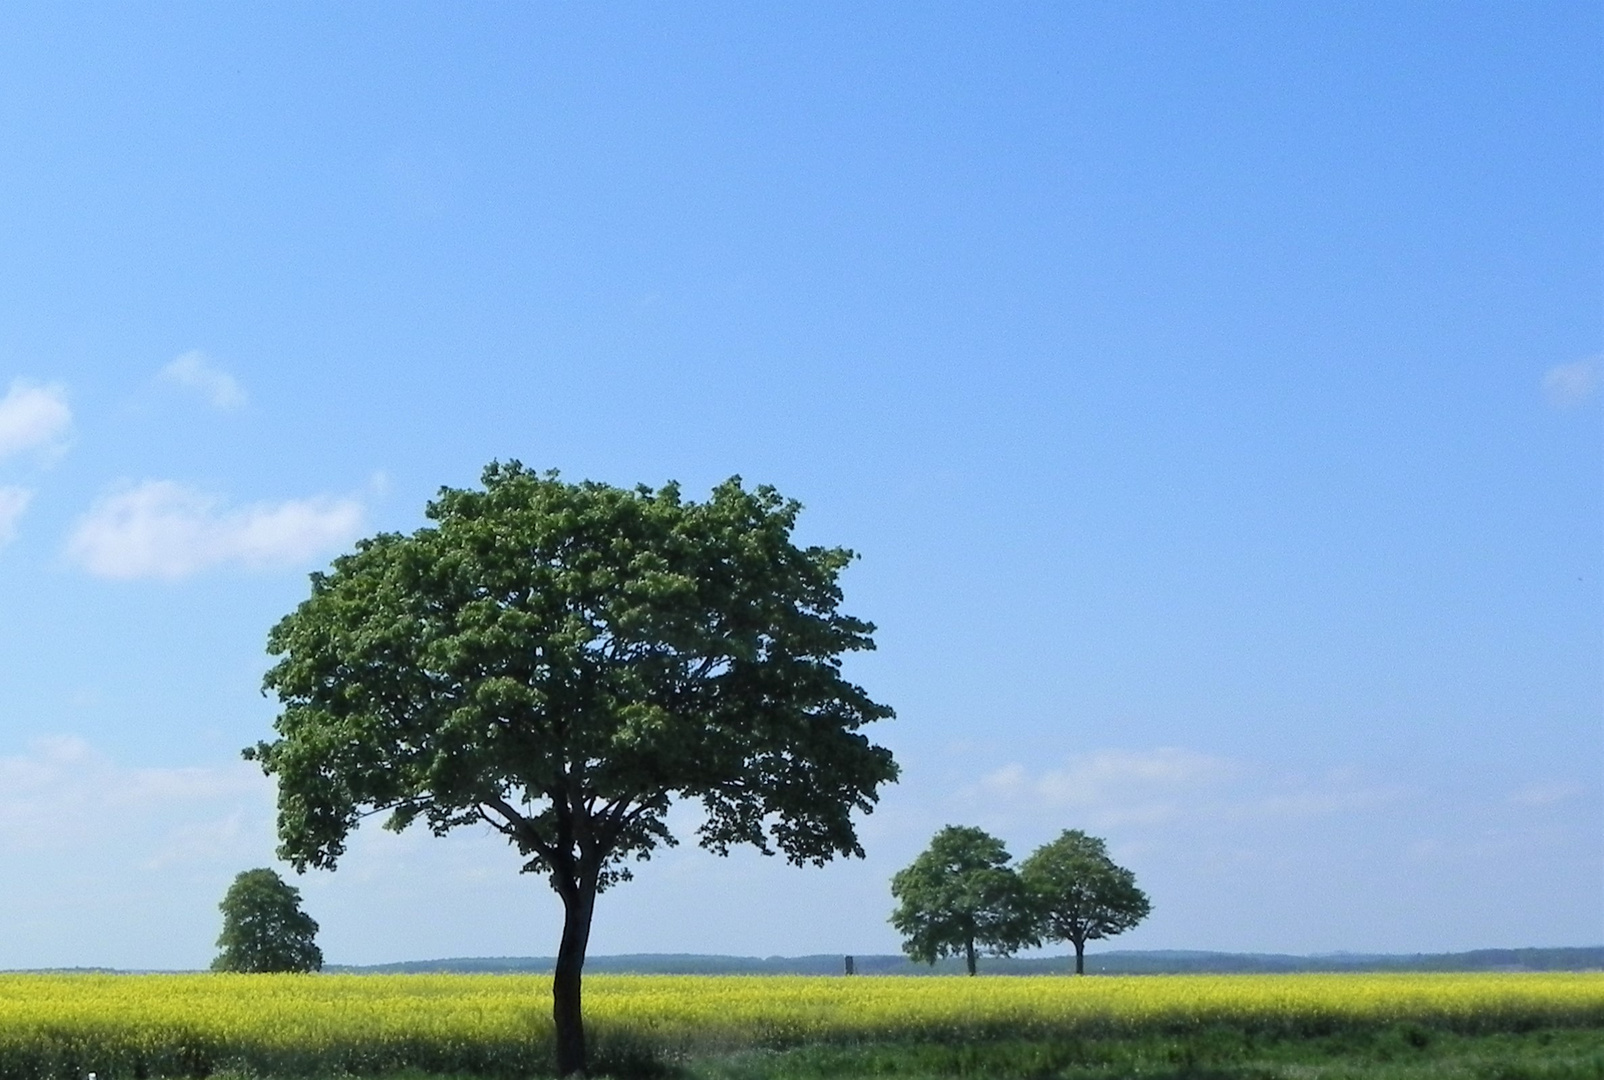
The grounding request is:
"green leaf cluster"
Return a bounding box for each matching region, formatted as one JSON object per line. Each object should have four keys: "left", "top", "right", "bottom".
{"left": 1019, "top": 829, "right": 1152, "bottom": 972}
{"left": 243, "top": 462, "right": 899, "bottom": 1073}
{"left": 891, "top": 827, "right": 1151, "bottom": 974}
{"left": 211, "top": 867, "right": 322, "bottom": 973}
{"left": 889, "top": 826, "right": 1035, "bottom": 975}
{"left": 247, "top": 463, "right": 897, "bottom": 885}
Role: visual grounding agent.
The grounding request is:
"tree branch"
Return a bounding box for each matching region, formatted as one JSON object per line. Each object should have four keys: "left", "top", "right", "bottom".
{"left": 482, "top": 794, "right": 558, "bottom": 865}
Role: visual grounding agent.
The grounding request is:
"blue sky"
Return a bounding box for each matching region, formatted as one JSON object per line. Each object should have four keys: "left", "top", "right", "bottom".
{"left": 0, "top": 2, "right": 1597, "bottom": 969}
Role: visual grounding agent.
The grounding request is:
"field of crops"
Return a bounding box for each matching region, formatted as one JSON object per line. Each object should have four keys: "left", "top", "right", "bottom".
{"left": 0, "top": 972, "right": 1599, "bottom": 1079}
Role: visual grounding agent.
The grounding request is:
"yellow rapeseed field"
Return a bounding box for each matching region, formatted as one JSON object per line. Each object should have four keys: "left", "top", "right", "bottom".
{"left": 0, "top": 972, "right": 1597, "bottom": 1077}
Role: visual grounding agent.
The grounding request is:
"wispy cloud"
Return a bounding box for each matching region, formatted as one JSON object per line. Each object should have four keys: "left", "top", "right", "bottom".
{"left": 0, "top": 380, "right": 72, "bottom": 461}
{"left": 1542, "top": 357, "right": 1599, "bottom": 410}
{"left": 1507, "top": 780, "right": 1585, "bottom": 807}
{"left": 0, "top": 735, "right": 270, "bottom": 861}
{"left": 159, "top": 351, "right": 247, "bottom": 410}
{"left": 981, "top": 747, "right": 1239, "bottom": 819}
{"left": 976, "top": 749, "right": 1400, "bottom": 829}
{"left": 0, "top": 486, "right": 33, "bottom": 547}
{"left": 66, "top": 480, "right": 363, "bottom": 580}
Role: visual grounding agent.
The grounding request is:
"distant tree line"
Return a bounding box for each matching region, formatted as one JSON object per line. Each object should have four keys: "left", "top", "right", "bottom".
{"left": 890, "top": 826, "right": 1150, "bottom": 974}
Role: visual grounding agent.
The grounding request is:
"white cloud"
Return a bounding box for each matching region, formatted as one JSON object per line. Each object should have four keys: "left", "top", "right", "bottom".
{"left": 66, "top": 480, "right": 364, "bottom": 580}
{"left": 0, "top": 735, "right": 283, "bottom": 969}
{"left": 145, "top": 812, "right": 260, "bottom": 871}
{"left": 1507, "top": 780, "right": 1585, "bottom": 807}
{"left": 982, "top": 747, "right": 1239, "bottom": 811}
{"left": 1232, "top": 784, "right": 1399, "bottom": 820}
{"left": 976, "top": 749, "right": 1399, "bottom": 830}
{"left": 159, "top": 351, "right": 247, "bottom": 410}
{"left": 0, "top": 735, "right": 270, "bottom": 857}
{"left": 1542, "top": 357, "right": 1599, "bottom": 409}
{"left": 0, "top": 486, "right": 31, "bottom": 546}
{"left": 0, "top": 380, "right": 72, "bottom": 460}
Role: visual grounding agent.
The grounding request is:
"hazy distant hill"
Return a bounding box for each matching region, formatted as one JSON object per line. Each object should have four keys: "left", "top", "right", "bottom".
{"left": 329, "top": 946, "right": 1604, "bottom": 976}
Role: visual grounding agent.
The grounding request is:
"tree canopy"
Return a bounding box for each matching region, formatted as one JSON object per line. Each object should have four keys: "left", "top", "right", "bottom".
{"left": 211, "top": 867, "right": 322, "bottom": 973}
{"left": 889, "top": 825, "right": 1035, "bottom": 975}
{"left": 246, "top": 463, "right": 897, "bottom": 1075}
{"left": 1019, "top": 829, "right": 1151, "bottom": 974}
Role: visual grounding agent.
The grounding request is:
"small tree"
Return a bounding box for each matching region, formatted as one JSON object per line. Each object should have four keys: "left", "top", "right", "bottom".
{"left": 247, "top": 464, "right": 897, "bottom": 1076}
{"left": 889, "top": 825, "right": 1035, "bottom": 975}
{"left": 212, "top": 868, "right": 322, "bottom": 973}
{"left": 1019, "top": 829, "right": 1150, "bottom": 974}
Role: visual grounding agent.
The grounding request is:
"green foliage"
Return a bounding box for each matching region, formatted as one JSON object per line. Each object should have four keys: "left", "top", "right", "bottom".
{"left": 890, "top": 826, "right": 1151, "bottom": 976}
{"left": 211, "top": 868, "right": 322, "bottom": 974}
{"left": 1019, "top": 829, "right": 1151, "bottom": 972}
{"left": 889, "top": 826, "right": 1036, "bottom": 974}
{"left": 248, "top": 463, "right": 896, "bottom": 879}
{"left": 244, "top": 463, "right": 898, "bottom": 1074}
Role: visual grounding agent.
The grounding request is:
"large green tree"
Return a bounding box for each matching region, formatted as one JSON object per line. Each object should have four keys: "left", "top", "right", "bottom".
{"left": 889, "top": 825, "right": 1035, "bottom": 975}
{"left": 1019, "top": 829, "right": 1151, "bottom": 974}
{"left": 211, "top": 867, "right": 322, "bottom": 973}
{"left": 246, "top": 463, "right": 897, "bottom": 1076}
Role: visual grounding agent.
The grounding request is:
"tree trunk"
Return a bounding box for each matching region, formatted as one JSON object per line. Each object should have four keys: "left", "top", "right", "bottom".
{"left": 965, "top": 938, "right": 977, "bottom": 976}
{"left": 1073, "top": 938, "right": 1085, "bottom": 975}
{"left": 553, "top": 877, "right": 598, "bottom": 1076}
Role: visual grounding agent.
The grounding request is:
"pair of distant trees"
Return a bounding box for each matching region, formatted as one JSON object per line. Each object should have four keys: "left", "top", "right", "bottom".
{"left": 890, "top": 826, "right": 1150, "bottom": 975}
